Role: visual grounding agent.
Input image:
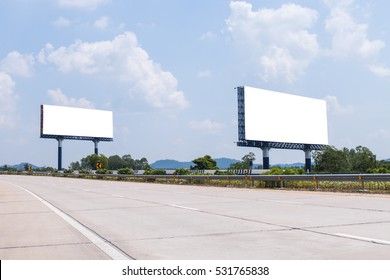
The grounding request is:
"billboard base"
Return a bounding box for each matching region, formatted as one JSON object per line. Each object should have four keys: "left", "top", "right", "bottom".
{"left": 57, "top": 137, "right": 63, "bottom": 170}
{"left": 94, "top": 139, "right": 99, "bottom": 155}
{"left": 261, "top": 147, "right": 270, "bottom": 169}
{"left": 237, "top": 141, "right": 325, "bottom": 172}
{"left": 48, "top": 137, "right": 110, "bottom": 171}
{"left": 305, "top": 149, "right": 312, "bottom": 172}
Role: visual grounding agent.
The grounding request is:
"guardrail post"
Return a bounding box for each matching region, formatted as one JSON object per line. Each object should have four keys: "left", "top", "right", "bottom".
{"left": 359, "top": 175, "right": 366, "bottom": 192}
{"left": 278, "top": 176, "right": 283, "bottom": 189}
{"left": 314, "top": 176, "right": 318, "bottom": 190}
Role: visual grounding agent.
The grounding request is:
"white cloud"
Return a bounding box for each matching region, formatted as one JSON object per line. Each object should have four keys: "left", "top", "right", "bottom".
{"left": 58, "top": 0, "right": 109, "bottom": 9}
{"left": 368, "top": 65, "right": 390, "bottom": 78}
{"left": 324, "top": 95, "right": 354, "bottom": 115}
{"left": 324, "top": 0, "right": 385, "bottom": 59}
{"left": 189, "top": 119, "right": 226, "bottom": 133}
{"left": 0, "top": 51, "right": 34, "bottom": 77}
{"left": 197, "top": 70, "right": 211, "bottom": 78}
{"left": 0, "top": 72, "right": 18, "bottom": 128}
{"left": 200, "top": 31, "right": 216, "bottom": 41}
{"left": 94, "top": 16, "right": 109, "bottom": 30}
{"left": 226, "top": 1, "right": 319, "bottom": 83}
{"left": 47, "top": 88, "right": 95, "bottom": 109}
{"left": 39, "top": 32, "right": 189, "bottom": 109}
{"left": 260, "top": 46, "right": 307, "bottom": 83}
{"left": 52, "top": 16, "right": 72, "bottom": 27}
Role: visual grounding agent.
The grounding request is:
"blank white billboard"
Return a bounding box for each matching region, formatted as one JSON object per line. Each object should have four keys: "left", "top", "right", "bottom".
{"left": 243, "top": 86, "right": 328, "bottom": 145}
{"left": 41, "top": 105, "right": 113, "bottom": 139}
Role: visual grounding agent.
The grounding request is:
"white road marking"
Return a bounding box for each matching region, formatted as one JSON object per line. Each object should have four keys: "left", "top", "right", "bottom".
{"left": 169, "top": 204, "right": 199, "bottom": 211}
{"left": 335, "top": 233, "right": 390, "bottom": 245}
{"left": 15, "top": 185, "right": 132, "bottom": 260}
{"left": 112, "top": 195, "right": 125, "bottom": 198}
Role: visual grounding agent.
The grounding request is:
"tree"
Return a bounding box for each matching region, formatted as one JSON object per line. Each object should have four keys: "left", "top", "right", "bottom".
{"left": 78, "top": 154, "right": 149, "bottom": 171}
{"left": 24, "top": 163, "right": 30, "bottom": 171}
{"left": 108, "top": 155, "right": 125, "bottom": 170}
{"left": 229, "top": 161, "right": 248, "bottom": 170}
{"left": 242, "top": 152, "right": 256, "bottom": 168}
{"left": 313, "top": 146, "right": 350, "bottom": 173}
{"left": 69, "top": 161, "right": 81, "bottom": 170}
{"left": 122, "top": 154, "right": 134, "bottom": 168}
{"left": 313, "top": 145, "right": 376, "bottom": 173}
{"left": 348, "top": 146, "right": 376, "bottom": 173}
{"left": 134, "top": 157, "right": 149, "bottom": 170}
{"left": 80, "top": 154, "right": 108, "bottom": 170}
{"left": 229, "top": 152, "right": 256, "bottom": 170}
{"left": 192, "top": 155, "right": 218, "bottom": 170}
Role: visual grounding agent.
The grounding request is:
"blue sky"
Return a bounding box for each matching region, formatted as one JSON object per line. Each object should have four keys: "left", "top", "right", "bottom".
{"left": 1, "top": 0, "right": 390, "bottom": 168}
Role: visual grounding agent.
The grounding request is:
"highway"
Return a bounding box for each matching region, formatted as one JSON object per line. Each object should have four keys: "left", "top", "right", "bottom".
{"left": 1, "top": 175, "right": 390, "bottom": 260}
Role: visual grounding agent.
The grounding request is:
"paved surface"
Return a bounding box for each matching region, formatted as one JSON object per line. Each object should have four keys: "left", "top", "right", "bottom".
{"left": 1, "top": 175, "right": 390, "bottom": 260}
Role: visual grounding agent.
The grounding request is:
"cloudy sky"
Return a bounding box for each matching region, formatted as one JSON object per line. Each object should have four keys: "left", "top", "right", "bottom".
{"left": 1, "top": 0, "right": 390, "bottom": 168}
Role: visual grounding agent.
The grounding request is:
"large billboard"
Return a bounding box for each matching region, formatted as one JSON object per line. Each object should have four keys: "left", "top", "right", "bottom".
{"left": 40, "top": 105, "right": 113, "bottom": 140}
{"left": 239, "top": 86, "right": 328, "bottom": 145}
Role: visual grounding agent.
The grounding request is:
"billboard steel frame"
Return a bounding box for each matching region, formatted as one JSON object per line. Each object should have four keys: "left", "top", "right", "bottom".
{"left": 236, "top": 86, "right": 328, "bottom": 171}
{"left": 40, "top": 105, "right": 113, "bottom": 170}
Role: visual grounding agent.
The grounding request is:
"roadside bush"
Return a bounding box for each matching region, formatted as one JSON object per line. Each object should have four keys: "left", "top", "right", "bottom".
{"left": 144, "top": 169, "right": 166, "bottom": 175}
{"left": 96, "top": 168, "right": 113, "bottom": 174}
{"left": 173, "top": 168, "right": 191, "bottom": 175}
{"left": 367, "top": 167, "right": 390, "bottom": 174}
{"left": 118, "top": 167, "right": 134, "bottom": 175}
{"left": 263, "top": 167, "right": 304, "bottom": 175}
{"left": 214, "top": 170, "right": 234, "bottom": 175}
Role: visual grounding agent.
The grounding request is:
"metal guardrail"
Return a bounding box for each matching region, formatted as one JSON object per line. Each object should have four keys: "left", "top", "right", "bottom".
{"left": 3, "top": 171, "right": 390, "bottom": 182}
{"left": 67, "top": 173, "right": 389, "bottom": 192}
{"left": 3, "top": 171, "right": 390, "bottom": 193}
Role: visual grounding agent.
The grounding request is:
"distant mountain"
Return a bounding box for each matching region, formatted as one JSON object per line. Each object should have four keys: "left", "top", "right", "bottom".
{"left": 273, "top": 162, "right": 305, "bottom": 168}
{"left": 150, "top": 159, "right": 192, "bottom": 169}
{"left": 215, "top": 158, "right": 240, "bottom": 169}
{"left": 1, "top": 162, "right": 40, "bottom": 170}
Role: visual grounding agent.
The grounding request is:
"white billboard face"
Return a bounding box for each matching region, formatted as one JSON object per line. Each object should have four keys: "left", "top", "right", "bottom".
{"left": 41, "top": 105, "right": 113, "bottom": 139}
{"left": 243, "top": 86, "right": 328, "bottom": 145}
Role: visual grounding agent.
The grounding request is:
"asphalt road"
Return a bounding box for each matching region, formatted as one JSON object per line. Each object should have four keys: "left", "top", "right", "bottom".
{"left": 1, "top": 175, "right": 390, "bottom": 260}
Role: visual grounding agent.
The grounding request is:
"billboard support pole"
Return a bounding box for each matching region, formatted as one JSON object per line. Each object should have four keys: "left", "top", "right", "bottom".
{"left": 304, "top": 149, "right": 312, "bottom": 173}
{"left": 261, "top": 147, "right": 270, "bottom": 169}
{"left": 57, "top": 137, "right": 63, "bottom": 171}
{"left": 93, "top": 139, "right": 99, "bottom": 155}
